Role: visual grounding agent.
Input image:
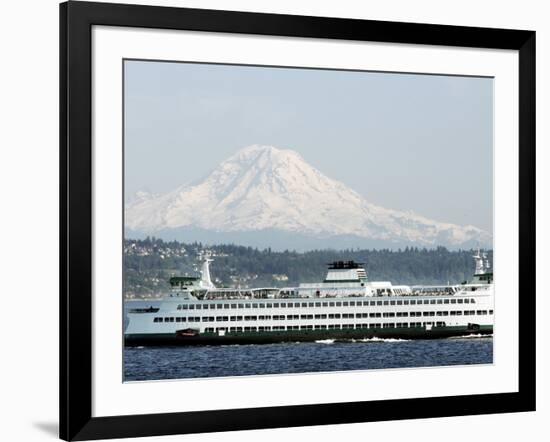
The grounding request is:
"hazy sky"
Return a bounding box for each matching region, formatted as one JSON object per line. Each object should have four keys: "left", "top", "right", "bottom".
{"left": 124, "top": 60, "right": 493, "bottom": 233}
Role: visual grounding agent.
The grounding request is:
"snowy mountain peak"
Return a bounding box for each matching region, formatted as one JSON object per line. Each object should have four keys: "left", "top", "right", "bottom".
{"left": 126, "top": 145, "right": 492, "bottom": 249}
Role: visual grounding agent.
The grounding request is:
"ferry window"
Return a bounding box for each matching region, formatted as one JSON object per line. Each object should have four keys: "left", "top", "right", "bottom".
{"left": 464, "top": 299, "right": 469, "bottom": 304}
{"left": 397, "top": 300, "right": 403, "bottom": 305}
{"left": 343, "top": 302, "right": 349, "bottom": 307}
{"left": 274, "top": 303, "right": 279, "bottom": 308}
{"left": 489, "top": 310, "right": 494, "bottom": 314}
{"left": 383, "top": 301, "right": 389, "bottom": 306}
{"left": 231, "top": 304, "right": 237, "bottom": 309}
{"left": 154, "top": 317, "right": 161, "bottom": 322}
{"left": 329, "top": 302, "right": 335, "bottom": 307}
{"left": 451, "top": 299, "right": 457, "bottom": 304}
{"left": 189, "top": 305, "right": 194, "bottom": 310}
{"left": 223, "top": 304, "right": 230, "bottom": 309}
{"left": 315, "top": 302, "right": 321, "bottom": 307}
{"left": 430, "top": 300, "right": 436, "bottom": 304}
{"left": 350, "top": 301, "right": 356, "bottom": 306}
{"left": 176, "top": 317, "right": 181, "bottom": 322}
{"left": 422, "top": 300, "right": 429, "bottom": 305}
{"left": 410, "top": 300, "right": 416, "bottom": 305}
{"left": 238, "top": 304, "right": 244, "bottom": 309}
{"left": 322, "top": 302, "right": 328, "bottom": 307}
{"left": 287, "top": 303, "right": 293, "bottom": 308}
{"left": 252, "top": 303, "right": 258, "bottom": 308}
{"left": 457, "top": 299, "right": 464, "bottom": 304}
{"left": 209, "top": 304, "right": 215, "bottom": 309}
{"left": 196, "top": 305, "right": 202, "bottom": 310}
{"left": 470, "top": 299, "right": 476, "bottom": 303}
{"left": 230, "top": 316, "right": 236, "bottom": 321}
{"left": 390, "top": 301, "right": 396, "bottom": 305}
{"left": 177, "top": 305, "right": 182, "bottom": 310}
{"left": 376, "top": 301, "right": 382, "bottom": 306}
{"left": 182, "top": 305, "right": 188, "bottom": 309}
{"left": 437, "top": 300, "right": 442, "bottom": 304}
{"left": 245, "top": 303, "right": 251, "bottom": 308}
{"left": 336, "top": 302, "right": 342, "bottom": 307}
{"left": 301, "top": 303, "right": 308, "bottom": 308}
{"left": 265, "top": 304, "right": 272, "bottom": 308}
{"left": 281, "top": 303, "right": 287, "bottom": 308}
{"left": 259, "top": 304, "right": 265, "bottom": 308}
{"left": 444, "top": 299, "right": 450, "bottom": 304}
{"left": 450, "top": 311, "right": 457, "bottom": 316}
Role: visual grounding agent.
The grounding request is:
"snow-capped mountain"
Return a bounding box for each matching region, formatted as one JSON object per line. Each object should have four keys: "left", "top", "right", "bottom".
{"left": 125, "top": 145, "right": 492, "bottom": 249}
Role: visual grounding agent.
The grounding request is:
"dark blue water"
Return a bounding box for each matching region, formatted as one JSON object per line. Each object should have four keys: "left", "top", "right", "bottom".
{"left": 124, "top": 337, "right": 492, "bottom": 381}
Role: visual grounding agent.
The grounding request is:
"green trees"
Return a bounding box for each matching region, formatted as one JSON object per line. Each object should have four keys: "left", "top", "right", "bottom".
{"left": 123, "top": 238, "right": 492, "bottom": 298}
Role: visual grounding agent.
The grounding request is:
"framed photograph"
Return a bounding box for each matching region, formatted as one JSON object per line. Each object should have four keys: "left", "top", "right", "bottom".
{"left": 60, "top": 1, "right": 536, "bottom": 440}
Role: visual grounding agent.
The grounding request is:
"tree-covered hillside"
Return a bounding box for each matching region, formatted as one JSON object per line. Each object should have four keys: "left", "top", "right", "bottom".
{"left": 124, "top": 238, "right": 492, "bottom": 298}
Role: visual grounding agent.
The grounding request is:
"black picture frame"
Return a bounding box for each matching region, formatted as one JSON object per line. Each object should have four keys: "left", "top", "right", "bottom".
{"left": 60, "top": 1, "right": 536, "bottom": 440}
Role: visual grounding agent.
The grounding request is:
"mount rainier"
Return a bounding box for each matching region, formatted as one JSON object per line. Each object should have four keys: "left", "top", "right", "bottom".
{"left": 125, "top": 145, "right": 492, "bottom": 250}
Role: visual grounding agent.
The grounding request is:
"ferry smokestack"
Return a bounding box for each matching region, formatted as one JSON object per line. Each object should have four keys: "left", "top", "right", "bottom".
{"left": 200, "top": 258, "right": 216, "bottom": 289}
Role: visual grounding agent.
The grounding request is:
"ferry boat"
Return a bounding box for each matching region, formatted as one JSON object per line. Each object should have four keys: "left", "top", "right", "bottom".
{"left": 124, "top": 251, "right": 493, "bottom": 346}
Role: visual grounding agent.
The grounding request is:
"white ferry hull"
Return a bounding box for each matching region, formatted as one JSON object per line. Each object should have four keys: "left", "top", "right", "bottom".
{"left": 125, "top": 258, "right": 494, "bottom": 346}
